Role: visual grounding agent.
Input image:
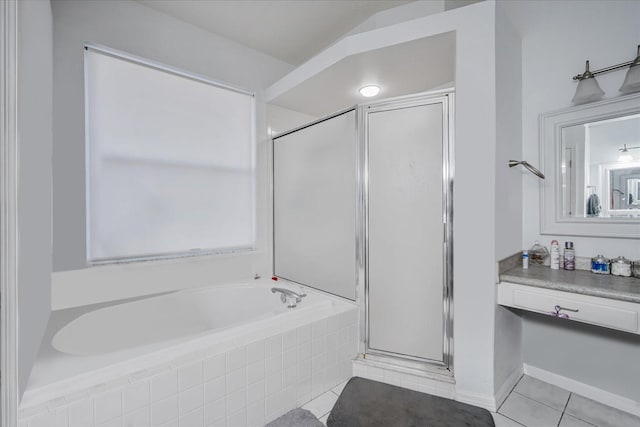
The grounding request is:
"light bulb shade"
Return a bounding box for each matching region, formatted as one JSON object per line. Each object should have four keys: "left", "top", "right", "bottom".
{"left": 571, "top": 77, "right": 604, "bottom": 104}
{"left": 619, "top": 65, "right": 640, "bottom": 94}
{"left": 359, "top": 85, "right": 381, "bottom": 97}
{"left": 618, "top": 153, "right": 633, "bottom": 162}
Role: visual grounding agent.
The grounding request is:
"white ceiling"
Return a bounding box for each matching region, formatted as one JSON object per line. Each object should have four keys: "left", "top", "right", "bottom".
{"left": 270, "top": 31, "right": 456, "bottom": 117}
{"left": 138, "top": 0, "right": 413, "bottom": 65}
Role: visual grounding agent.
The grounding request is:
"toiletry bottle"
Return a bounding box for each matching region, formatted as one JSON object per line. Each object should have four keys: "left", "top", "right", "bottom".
{"left": 563, "top": 241, "right": 575, "bottom": 271}
{"left": 550, "top": 240, "right": 560, "bottom": 270}
{"left": 522, "top": 250, "right": 529, "bottom": 269}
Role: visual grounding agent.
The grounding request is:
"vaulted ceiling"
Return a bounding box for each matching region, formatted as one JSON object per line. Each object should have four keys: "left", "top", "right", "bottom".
{"left": 138, "top": 0, "right": 413, "bottom": 65}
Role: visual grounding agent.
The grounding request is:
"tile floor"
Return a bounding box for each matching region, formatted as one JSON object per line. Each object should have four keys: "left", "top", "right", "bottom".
{"left": 300, "top": 380, "right": 347, "bottom": 425}
{"left": 301, "top": 376, "right": 640, "bottom": 427}
{"left": 496, "top": 376, "right": 640, "bottom": 427}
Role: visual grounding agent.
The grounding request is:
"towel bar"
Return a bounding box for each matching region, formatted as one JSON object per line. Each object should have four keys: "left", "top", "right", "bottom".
{"left": 509, "top": 160, "right": 545, "bottom": 179}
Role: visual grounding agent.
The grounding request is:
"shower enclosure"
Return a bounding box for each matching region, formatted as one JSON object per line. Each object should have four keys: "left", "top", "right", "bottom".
{"left": 273, "top": 90, "right": 454, "bottom": 372}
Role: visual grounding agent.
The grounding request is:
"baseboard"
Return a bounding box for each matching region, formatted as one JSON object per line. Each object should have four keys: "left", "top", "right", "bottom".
{"left": 457, "top": 366, "right": 522, "bottom": 412}
{"left": 455, "top": 389, "right": 497, "bottom": 412}
{"left": 524, "top": 364, "right": 640, "bottom": 417}
{"left": 494, "top": 366, "right": 524, "bottom": 409}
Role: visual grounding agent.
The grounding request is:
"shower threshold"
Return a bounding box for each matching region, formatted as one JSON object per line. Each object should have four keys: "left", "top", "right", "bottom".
{"left": 355, "top": 353, "right": 454, "bottom": 383}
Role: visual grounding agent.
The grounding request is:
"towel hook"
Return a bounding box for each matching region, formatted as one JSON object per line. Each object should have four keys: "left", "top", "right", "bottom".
{"left": 509, "top": 160, "right": 545, "bottom": 179}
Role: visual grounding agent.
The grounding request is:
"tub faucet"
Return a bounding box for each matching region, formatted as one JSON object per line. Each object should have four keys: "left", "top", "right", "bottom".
{"left": 271, "top": 287, "right": 306, "bottom": 308}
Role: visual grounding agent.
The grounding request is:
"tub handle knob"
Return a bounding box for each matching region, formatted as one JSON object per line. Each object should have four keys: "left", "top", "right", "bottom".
{"left": 272, "top": 287, "right": 306, "bottom": 308}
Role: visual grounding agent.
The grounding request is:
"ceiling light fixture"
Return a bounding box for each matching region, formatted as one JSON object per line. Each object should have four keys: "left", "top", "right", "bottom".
{"left": 618, "top": 143, "right": 640, "bottom": 152}
{"left": 617, "top": 143, "right": 640, "bottom": 162}
{"left": 618, "top": 153, "right": 633, "bottom": 162}
{"left": 359, "top": 85, "right": 381, "bottom": 97}
{"left": 572, "top": 44, "right": 640, "bottom": 104}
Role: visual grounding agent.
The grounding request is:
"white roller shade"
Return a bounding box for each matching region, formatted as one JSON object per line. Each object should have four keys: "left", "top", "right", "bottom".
{"left": 85, "top": 47, "right": 255, "bottom": 262}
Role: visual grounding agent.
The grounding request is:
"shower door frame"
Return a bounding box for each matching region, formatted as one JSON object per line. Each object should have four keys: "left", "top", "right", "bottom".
{"left": 0, "top": 1, "right": 19, "bottom": 425}
{"left": 358, "top": 89, "right": 455, "bottom": 373}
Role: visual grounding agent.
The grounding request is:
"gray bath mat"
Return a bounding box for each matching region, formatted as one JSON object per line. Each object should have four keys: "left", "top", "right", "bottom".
{"left": 266, "top": 408, "right": 324, "bottom": 427}
{"left": 327, "top": 377, "right": 495, "bottom": 427}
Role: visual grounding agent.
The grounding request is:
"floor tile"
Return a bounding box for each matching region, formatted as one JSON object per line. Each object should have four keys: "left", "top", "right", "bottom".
{"left": 331, "top": 379, "right": 349, "bottom": 396}
{"left": 499, "top": 391, "right": 562, "bottom": 427}
{"left": 514, "top": 376, "right": 570, "bottom": 411}
{"left": 559, "top": 413, "right": 597, "bottom": 427}
{"left": 565, "top": 394, "right": 640, "bottom": 427}
{"left": 492, "top": 412, "right": 525, "bottom": 426}
{"left": 301, "top": 391, "right": 338, "bottom": 418}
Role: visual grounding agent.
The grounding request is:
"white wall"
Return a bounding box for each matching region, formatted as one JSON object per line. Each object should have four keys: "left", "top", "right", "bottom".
{"left": 493, "top": 1, "right": 523, "bottom": 400}
{"left": 17, "top": 0, "right": 53, "bottom": 398}
{"left": 503, "top": 0, "right": 640, "bottom": 401}
{"left": 505, "top": 0, "right": 640, "bottom": 259}
{"left": 51, "top": 0, "right": 293, "bottom": 307}
{"left": 266, "top": 104, "right": 318, "bottom": 136}
{"left": 450, "top": 2, "right": 499, "bottom": 406}
{"left": 523, "top": 312, "right": 640, "bottom": 402}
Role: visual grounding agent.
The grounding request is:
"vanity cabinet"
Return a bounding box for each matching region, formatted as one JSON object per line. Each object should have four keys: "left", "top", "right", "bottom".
{"left": 498, "top": 281, "right": 640, "bottom": 335}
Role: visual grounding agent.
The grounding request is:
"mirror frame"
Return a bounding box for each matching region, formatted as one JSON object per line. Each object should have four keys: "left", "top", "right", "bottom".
{"left": 539, "top": 92, "right": 640, "bottom": 239}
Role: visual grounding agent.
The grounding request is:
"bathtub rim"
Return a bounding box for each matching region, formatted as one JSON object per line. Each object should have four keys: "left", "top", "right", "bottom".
{"left": 51, "top": 280, "right": 324, "bottom": 357}
{"left": 20, "top": 279, "right": 356, "bottom": 412}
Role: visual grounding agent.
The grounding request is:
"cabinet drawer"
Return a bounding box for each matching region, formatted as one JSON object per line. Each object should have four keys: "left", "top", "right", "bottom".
{"left": 512, "top": 289, "right": 638, "bottom": 332}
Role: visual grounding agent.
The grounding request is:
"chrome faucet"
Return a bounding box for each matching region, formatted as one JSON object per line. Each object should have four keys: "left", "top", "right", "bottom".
{"left": 271, "top": 287, "right": 307, "bottom": 308}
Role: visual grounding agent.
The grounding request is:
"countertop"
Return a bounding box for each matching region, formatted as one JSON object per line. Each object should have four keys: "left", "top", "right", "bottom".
{"left": 499, "top": 265, "right": 640, "bottom": 304}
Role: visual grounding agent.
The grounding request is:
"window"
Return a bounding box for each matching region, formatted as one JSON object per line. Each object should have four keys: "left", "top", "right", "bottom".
{"left": 85, "top": 45, "right": 255, "bottom": 263}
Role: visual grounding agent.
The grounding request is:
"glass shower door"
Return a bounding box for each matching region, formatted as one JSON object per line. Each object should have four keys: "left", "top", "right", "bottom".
{"left": 365, "top": 93, "right": 452, "bottom": 366}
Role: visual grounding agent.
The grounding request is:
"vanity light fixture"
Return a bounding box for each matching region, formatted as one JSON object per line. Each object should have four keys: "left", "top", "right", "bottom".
{"left": 620, "top": 45, "right": 640, "bottom": 94}
{"left": 572, "top": 44, "right": 640, "bottom": 104}
{"left": 571, "top": 61, "right": 605, "bottom": 104}
{"left": 359, "top": 85, "right": 381, "bottom": 97}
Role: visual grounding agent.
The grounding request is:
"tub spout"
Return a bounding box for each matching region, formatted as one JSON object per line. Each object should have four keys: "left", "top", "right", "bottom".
{"left": 271, "top": 287, "right": 306, "bottom": 308}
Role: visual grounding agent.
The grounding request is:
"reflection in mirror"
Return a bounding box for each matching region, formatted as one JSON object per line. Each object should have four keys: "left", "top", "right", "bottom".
{"left": 610, "top": 168, "right": 640, "bottom": 210}
{"left": 560, "top": 113, "right": 640, "bottom": 219}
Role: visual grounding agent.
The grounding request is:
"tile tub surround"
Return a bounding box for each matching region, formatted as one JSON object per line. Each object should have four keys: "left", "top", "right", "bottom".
{"left": 18, "top": 306, "right": 358, "bottom": 427}
{"left": 500, "top": 264, "right": 640, "bottom": 304}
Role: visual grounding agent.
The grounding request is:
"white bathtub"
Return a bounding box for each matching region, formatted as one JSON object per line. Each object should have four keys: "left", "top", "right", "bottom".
{"left": 53, "top": 282, "right": 330, "bottom": 356}
{"left": 20, "top": 279, "right": 359, "bottom": 427}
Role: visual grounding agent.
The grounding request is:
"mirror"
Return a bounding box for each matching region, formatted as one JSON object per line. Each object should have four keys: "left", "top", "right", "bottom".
{"left": 608, "top": 164, "right": 640, "bottom": 211}
{"left": 541, "top": 92, "right": 640, "bottom": 238}
{"left": 560, "top": 114, "right": 640, "bottom": 218}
